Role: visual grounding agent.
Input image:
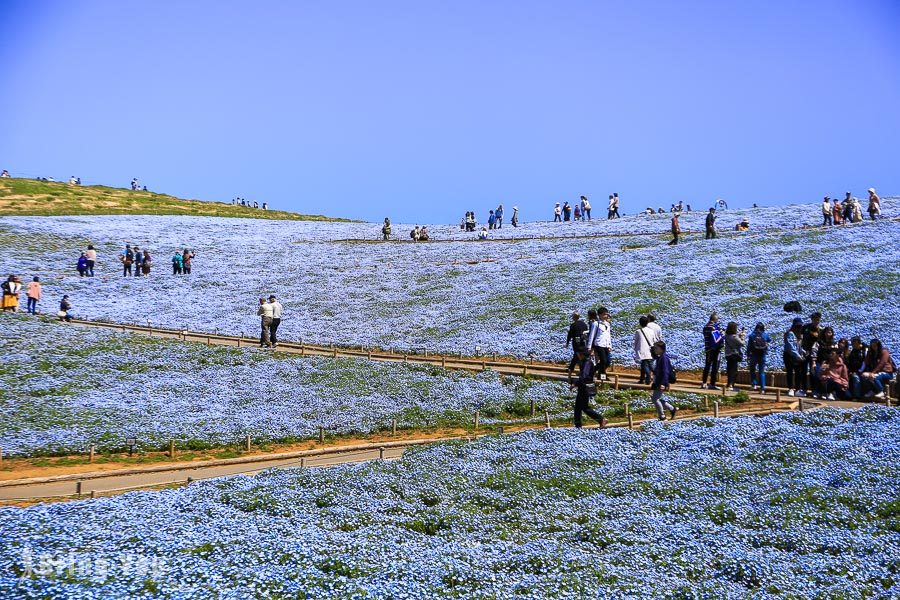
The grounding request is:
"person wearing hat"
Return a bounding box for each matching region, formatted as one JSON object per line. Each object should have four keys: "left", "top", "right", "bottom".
{"left": 705, "top": 207, "right": 717, "bottom": 239}
{"left": 735, "top": 217, "right": 750, "bottom": 232}
{"left": 267, "top": 295, "right": 283, "bottom": 348}
{"left": 58, "top": 294, "right": 72, "bottom": 322}
{"left": 821, "top": 197, "right": 833, "bottom": 226}
{"left": 842, "top": 192, "right": 853, "bottom": 223}
{"left": 553, "top": 203, "right": 562, "bottom": 222}
{"left": 511, "top": 206, "right": 519, "bottom": 227}
{"left": 783, "top": 317, "right": 805, "bottom": 397}
{"left": 867, "top": 188, "right": 881, "bottom": 220}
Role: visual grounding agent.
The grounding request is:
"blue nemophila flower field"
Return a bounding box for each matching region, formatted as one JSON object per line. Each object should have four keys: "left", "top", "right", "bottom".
{"left": 1, "top": 315, "right": 721, "bottom": 457}
{"left": 0, "top": 200, "right": 896, "bottom": 370}
{"left": 1, "top": 408, "right": 898, "bottom": 598}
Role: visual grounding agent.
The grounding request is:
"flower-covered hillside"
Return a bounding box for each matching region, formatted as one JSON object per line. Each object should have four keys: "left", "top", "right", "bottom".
{"left": 0, "top": 202, "right": 896, "bottom": 368}
{"left": 1, "top": 408, "right": 898, "bottom": 598}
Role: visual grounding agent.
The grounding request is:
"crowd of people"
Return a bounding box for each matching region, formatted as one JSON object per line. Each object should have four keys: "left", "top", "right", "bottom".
{"left": 562, "top": 305, "right": 896, "bottom": 426}
{"left": 821, "top": 189, "right": 882, "bottom": 225}
{"left": 232, "top": 197, "right": 268, "bottom": 210}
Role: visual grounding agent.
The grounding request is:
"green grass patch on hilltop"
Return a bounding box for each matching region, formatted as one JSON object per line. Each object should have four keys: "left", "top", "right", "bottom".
{"left": 0, "top": 178, "right": 351, "bottom": 222}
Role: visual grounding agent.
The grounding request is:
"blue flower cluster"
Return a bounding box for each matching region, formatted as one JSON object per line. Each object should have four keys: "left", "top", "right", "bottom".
{"left": 1, "top": 315, "right": 579, "bottom": 456}
{"left": 1, "top": 408, "right": 897, "bottom": 597}
{"left": 0, "top": 200, "right": 895, "bottom": 372}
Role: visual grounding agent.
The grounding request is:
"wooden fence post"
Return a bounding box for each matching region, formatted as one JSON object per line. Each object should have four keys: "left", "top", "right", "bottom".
{"left": 627, "top": 413, "right": 634, "bottom": 430}
{"left": 544, "top": 410, "right": 551, "bottom": 429}
{"left": 169, "top": 439, "right": 175, "bottom": 458}
{"left": 89, "top": 444, "right": 95, "bottom": 463}
{"left": 319, "top": 427, "right": 325, "bottom": 443}
{"left": 713, "top": 401, "right": 720, "bottom": 418}
{"left": 391, "top": 419, "right": 397, "bottom": 436}
{"left": 614, "top": 374, "right": 619, "bottom": 390}
{"left": 530, "top": 398, "right": 536, "bottom": 418}
{"left": 245, "top": 435, "right": 251, "bottom": 452}
{"left": 474, "top": 411, "right": 480, "bottom": 430}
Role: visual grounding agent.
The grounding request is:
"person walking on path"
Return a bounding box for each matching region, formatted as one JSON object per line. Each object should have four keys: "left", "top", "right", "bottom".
{"left": 842, "top": 192, "right": 853, "bottom": 223}
{"left": 651, "top": 341, "right": 677, "bottom": 421}
{"left": 611, "top": 194, "right": 621, "bottom": 218}
{"left": 832, "top": 197, "right": 843, "bottom": 225}
{"left": 495, "top": 205, "right": 504, "bottom": 228}
{"left": 701, "top": 313, "right": 724, "bottom": 389}
{"left": 821, "top": 197, "right": 833, "bottom": 226}
{"left": 570, "top": 348, "right": 607, "bottom": 429}
{"left": 553, "top": 203, "right": 562, "bottom": 222}
{"left": 565, "top": 312, "right": 589, "bottom": 374}
{"left": 723, "top": 321, "right": 744, "bottom": 391}
{"left": 634, "top": 316, "right": 657, "bottom": 384}
{"left": 581, "top": 196, "right": 592, "bottom": 220}
{"left": 257, "top": 297, "right": 274, "bottom": 348}
{"left": 783, "top": 317, "right": 805, "bottom": 396}
{"left": 867, "top": 188, "right": 881, "bottom": 220}
{"left": 58, "top": 295, "right": 72, "bottom": 321}
{"left": 171, "top": 252, "right": 184, "bottom": 275}
{"left": 268, "top": 295, "right": 283, "bottom": 348}
{"left": 26, "top": 276, "right": 41, "bottom": 314}
{"left": 382, "top": 218, "right": 392, "bottom": 241}
{"left": 746, "top": 322, "right": 771, "bottom": 393}
{"left": 607, "top": 195, "right": 615, "bottom": 219}
{"left": 705, "top": 208, "right": 717, "bottom": 239}
{"left": 511, "top": 206, "right": 519, "bottom": 228}
{"left": 182, "top": 249, "right": 195, "bottom": 275}
{"left": 85, "top": 245, "right": 97, "bottom": 277}
{"left": 141, "top": 250, "right": 152, "bottom": 275}
{"left": 669, "top": 213, "right": 681, "bottom": 245}
{"left": 2, "top": 275, "right": 22, "bottom": 312}
{"left": 587, "top": 307, "right": 613, "bottom": 380}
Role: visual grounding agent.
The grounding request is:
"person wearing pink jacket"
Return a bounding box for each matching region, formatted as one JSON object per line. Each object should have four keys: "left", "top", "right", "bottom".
{"left": 819, "top": 348, "right": 849, "bottom": 400}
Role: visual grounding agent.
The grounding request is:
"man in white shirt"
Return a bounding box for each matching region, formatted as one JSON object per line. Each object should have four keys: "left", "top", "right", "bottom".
{"left": 268, "top": 295, "right": 283, "bottom": 348}
{"left": 646, "top": 314, "right": 662, "bottom": 341}
{"left": 257, "top": 297, "right": 274, "bottom": 347}
{"left": 633, "top": 316, "right": 659, "bottom": 384}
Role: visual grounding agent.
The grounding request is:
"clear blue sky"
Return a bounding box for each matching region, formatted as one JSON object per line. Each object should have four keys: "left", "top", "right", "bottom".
{"left": 1, "top": 1, "right": 898, "bottom": 222}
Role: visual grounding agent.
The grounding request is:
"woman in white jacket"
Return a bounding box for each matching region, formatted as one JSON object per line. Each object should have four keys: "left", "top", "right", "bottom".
{"left": 634, "top": 316, "right": 658, "bottom": 384}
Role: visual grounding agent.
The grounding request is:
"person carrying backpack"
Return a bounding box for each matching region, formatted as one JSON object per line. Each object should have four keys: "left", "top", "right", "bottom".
{"left": 651, "top": 341, "right": 677, "bottom": 421}
{"left": 701, "top": 313, "right": 724, "bottom": 389}
{"left": 171, "top": 252, "right": 183, "bottom": 275}
{"left": 382, "top": 218, "right": 392, "bottom": 241}
{"left": 746, "top": 322, "right": 771, "bottom": 394}
{"left": 566, "top": 312, "right": 589, "bottom": 377}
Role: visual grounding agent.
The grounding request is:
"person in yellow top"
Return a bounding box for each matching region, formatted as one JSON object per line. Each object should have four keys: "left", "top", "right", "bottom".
{"left": 26, "top": 276, "right": 41, "bottom": 314}
{"left": 2, "top": 275, "right": 22, "bottom": 311}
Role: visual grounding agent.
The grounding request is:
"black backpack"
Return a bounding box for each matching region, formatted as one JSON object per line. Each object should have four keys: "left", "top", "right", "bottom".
{"left": 783, "top": 301, "right": 802, "bottom": 313}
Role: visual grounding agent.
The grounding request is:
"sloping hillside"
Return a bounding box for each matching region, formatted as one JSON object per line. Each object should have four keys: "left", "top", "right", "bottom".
{"left": 0, "top": 178, "right": 347, "bottom": 221}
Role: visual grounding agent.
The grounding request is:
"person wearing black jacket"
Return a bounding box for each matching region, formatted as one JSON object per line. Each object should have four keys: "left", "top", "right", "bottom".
{"left": 651, "top": 341, "right": 677, "bottom": 421}
{"left": 566, "top": 312, "right": 589, "bottom": 374}
{"left": 705, "top": 208, "right": 717, "bottom": 239}
{"left": 570, "top": 349, "right": 607, "bottom": 428}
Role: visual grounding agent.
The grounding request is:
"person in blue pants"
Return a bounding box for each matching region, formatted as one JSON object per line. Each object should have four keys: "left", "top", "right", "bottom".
{"left": 746, "top": 322, "right": 771, "bottom": 394}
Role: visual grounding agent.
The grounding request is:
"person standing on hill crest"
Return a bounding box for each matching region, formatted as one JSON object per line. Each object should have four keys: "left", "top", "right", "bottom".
{"left": 182, "top": 249, "right": 195, "bottom": 274}
{"left": 171, "top": 251, "right": 183, "bottom": 275}
{"left": 821, "top": 197, "right": 833, "bottom": 226}
{"left": 867, "top": 188, "right": 881, "bottom": 220}
{"left": 268, "top": 295, "right": 283, "bottom": 348}
{"left": 553, "top": 203, "right": 562, "bottom": 222}
{"left": 382, "top": 218, "right": 392, "bottom": 241}
{"left": 581, "top": 196, "right": 591, "bottom": 220}
{"left": 258, "top": 297, "right": 274, "bottom": 348}
{"left": 495, "top": 204, "right": 504, "bottom": 228}
{"left": 511, "top": 206, "right": 519, "bottom": 227}
{"left": 705, "top": 208, "right": 717, "bottom": 239}
{"left": 670, "top": 213, "right": 681, "bottom": 245}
